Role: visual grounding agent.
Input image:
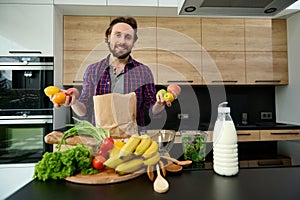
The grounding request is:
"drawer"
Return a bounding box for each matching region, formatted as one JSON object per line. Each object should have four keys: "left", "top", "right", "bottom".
{"left": 237, "top": 130, "right": 260, "bottom": 142}
{"left": 260, "top": 129, "right": 300, "bottom": 141}
{"left": 248, "top": 157, "right": 291, "bottom": 167}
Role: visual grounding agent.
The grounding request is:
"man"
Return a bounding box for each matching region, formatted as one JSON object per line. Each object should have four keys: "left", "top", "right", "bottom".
{"left": 58, "top": 17, "right": 168, "bottom": 128}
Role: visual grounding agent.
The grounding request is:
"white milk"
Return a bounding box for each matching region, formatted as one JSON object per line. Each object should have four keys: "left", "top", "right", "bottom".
{"left": 213, "top": 102, "right": 239, "bottom": 176}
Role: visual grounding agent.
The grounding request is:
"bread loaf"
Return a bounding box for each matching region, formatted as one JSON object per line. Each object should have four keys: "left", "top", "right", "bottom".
{"left": 44, "top": 131, "right": 98, "bottom": 146}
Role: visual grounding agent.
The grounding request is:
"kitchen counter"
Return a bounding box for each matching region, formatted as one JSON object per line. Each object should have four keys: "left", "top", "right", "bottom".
{"left": 7, "top": 166, "right": 300, "bottom": 200}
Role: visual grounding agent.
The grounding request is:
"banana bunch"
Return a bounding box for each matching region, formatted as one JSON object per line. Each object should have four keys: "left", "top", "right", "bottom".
{"left": 104, "top": 134, "right": 161, "bottom": 175}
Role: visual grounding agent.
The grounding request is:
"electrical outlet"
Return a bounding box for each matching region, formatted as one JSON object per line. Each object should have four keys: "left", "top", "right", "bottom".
{"left": 261, "top": 112, "right": 272, "bottom": 120}
{"left": 178, "top": 113, "right": 189, "bottom": 119}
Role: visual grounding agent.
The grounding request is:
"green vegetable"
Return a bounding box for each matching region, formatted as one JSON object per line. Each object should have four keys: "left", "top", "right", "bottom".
{"left": 56, "top": 117, "right": 109, "bottom": 151}
{"left": 182, "top": 133, "right": 206, "bottom": 162}
{"left": 33, "top": 145, "right": 99, "bottom": 181}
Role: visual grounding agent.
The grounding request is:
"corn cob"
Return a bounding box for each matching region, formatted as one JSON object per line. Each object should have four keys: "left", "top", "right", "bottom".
{"left": 115, "top": 158, "right": 144, "bottom": 175}
{"left": 104, "top": 154, "right": 132, "bottom": 169}
{"left": 119, "top": 135, "right": 141, "bottom": 159}
{"left": 143, "top": 152, "right": 160, "bottom": 166}
{"left": 142, "top": 141, "right": 159, "bottom": 159}
{"left": 134, "top": 135, "right": 152, "bottom": 156}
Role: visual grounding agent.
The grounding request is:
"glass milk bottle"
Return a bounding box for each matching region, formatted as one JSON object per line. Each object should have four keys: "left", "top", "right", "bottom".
{"left": 213, "top": 102, "right": 239, "bottom": 176}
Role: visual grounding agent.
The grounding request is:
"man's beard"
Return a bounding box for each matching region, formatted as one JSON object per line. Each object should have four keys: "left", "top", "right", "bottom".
{"left": 108, "top": 43, "right": 131, "bottom": 59}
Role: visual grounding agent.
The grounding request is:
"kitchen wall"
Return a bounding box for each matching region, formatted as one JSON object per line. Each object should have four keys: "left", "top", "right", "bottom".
{"left": 276, "top": 11, "right": 300, "bottom": 165}
{"left": 147, "top": 85, "right": 276, "bottom": 131}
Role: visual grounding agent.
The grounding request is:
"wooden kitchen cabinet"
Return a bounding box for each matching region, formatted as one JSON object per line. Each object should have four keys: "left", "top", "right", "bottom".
{"left": 237, "top": 130, "right": 260, "bottom": 142}
{"left": 157, "top": 50, "right": 203, "bottom": 85}
{"left": 202, "top": 51, "right": 246, "bottom": 85}
{"left": 64, "top": 16, "right": 110, "bottom": 51}
{"left": 157, "top": 17, "right": 202, "bottom": 51}
{"left": 246, "top": 51, "right": 288, "bottom": 85}
{"left": 64, "top": 50, "right": 109, "bottom": 85}
{"left": 245, "top": 19, "right": 287, "bottom": 52}
{"left": 260, "top": 129, "right": 300, "bottom": 141}
{"left": 134, "top": 17, "right": 157, "bottom": 50}
{"left": 202, "top": 18, "right": 245, "bottom": 52}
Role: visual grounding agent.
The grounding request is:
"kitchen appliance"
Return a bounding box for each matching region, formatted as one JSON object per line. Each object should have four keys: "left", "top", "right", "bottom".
{"left": 0, "top": 56, "right": 54, "bottom": 164}
{"left": 178, "top": 0, "right": 297, "bottom": 17}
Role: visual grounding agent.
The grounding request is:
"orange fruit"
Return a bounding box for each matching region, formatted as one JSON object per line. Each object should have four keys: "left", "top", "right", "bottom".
{"left": 52, "top": 92, "right": 66, "bottom": 105}
{"left": 44, "top": 86, "right": 60, "bottom": 97}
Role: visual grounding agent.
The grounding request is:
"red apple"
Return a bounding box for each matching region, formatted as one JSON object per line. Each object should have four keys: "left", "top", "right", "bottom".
{"left": 167, "top": 84, "right": 181, "bottom": 98}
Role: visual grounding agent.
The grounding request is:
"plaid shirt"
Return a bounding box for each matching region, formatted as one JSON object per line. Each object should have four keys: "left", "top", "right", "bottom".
{"left": 78, "top": 55, "right": 156, "bottom": 127}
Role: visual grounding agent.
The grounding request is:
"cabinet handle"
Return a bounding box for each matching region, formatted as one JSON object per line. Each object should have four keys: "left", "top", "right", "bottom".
{"left": 257, "top": 160, "right": 283, "bottom": 166}
{"left": 255, "top": 80, "right": 281, "bottom": 83}
{"left": 270, "top": 132, "right": 300, "bottom": 135}
{"left": 9, "top": 50, "right": 42, "bottom": 54}
{"left": 73, "top": 80, "right": 83, "bottom": 83}
{"left": 211, "top": 80, "right": 238, "bottom": 83}
{"left": 167, "top": 80, "right": 194, "bottom": 83}
{"left": 237, "top": 133, "right": 251, "bottom": 136}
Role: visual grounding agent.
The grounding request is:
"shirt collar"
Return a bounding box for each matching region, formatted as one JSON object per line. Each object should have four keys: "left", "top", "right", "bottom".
{"left": 104, "top": 54, "right": 135, "bottom": 71}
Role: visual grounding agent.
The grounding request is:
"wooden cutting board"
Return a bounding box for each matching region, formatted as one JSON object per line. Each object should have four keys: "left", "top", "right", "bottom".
{"left": 65, "top": 167, "right": 145, "bottom": 184}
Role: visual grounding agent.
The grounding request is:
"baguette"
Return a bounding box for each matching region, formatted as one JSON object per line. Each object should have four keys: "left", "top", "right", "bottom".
{"left": 44, "top": 131, "right": 98, "bottom": 146}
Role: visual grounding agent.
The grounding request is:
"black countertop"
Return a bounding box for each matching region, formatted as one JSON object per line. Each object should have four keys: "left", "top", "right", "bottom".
{"left": 7, "top": 166, "right": 300, "bottom": 200}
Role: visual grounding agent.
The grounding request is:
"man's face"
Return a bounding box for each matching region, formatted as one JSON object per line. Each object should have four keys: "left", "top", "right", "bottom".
{"left": 108, "top": 23, "right": 135, "bottom": 59}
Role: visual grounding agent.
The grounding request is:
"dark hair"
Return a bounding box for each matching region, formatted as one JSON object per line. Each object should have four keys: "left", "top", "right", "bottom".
{"left": 105, "top": 17, "right": 138, "bottom": 43}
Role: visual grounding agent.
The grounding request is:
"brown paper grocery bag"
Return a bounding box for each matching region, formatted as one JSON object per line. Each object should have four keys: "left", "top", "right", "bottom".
{"left": 93, "top": 92, "right": 138, "bottom": 138}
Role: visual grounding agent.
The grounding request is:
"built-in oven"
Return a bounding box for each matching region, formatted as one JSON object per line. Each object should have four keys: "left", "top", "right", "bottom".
{"left": 0, "top": 56, "right": 54, "bottom": 164}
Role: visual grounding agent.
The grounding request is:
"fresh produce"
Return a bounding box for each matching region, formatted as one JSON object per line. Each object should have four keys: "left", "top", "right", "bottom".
{"left": 134, "top": 135, "right": 152, "bottom": 156}
{"left": 182, "top": 133, "right": 206, "bottom": 162}
{"left": 51, "top": 92, "right": 67, "bottom": 105}
{"left": 104, "top": 154, "right": 133, "bottom": 169}
{"left": 56, "top": 117, "right": 109, "bottom": 152}
{"left": 142, "top": 140, "right": 159, "bottom": 159}
{"left": 92, "top": 155, "right": 106, "bottom": 170}
{"left": 143, "top": 152, "right": 160, "bottom": 166}
{"left": 44, "top": 86, "right": 60, "bottom": 97}
{"left": 44, "top": 86, "right": 80, "bottom": 106}
{"left": 156, "top": 89, "right": 167, "bottom": 96}
{"left": 163, "top": 92, "right": 175, "bottom": 102}
{"left": 96, "top": 137, "right": 114, "bottom": 158}
{"left": 118, "top": 134, "right": 141, "bottom": 159}
{"left": 115, "top": 158, "right": 144, "bottom": 175}
{"left": 33, "top": 145, "right": 99, "bottom": 181}
{"left": 167, "top": 84, "right": 181, "bottom": 97}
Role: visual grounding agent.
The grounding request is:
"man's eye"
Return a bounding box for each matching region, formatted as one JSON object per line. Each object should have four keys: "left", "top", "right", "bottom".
{"left": 125, "top": 35, "right": 133, "bottom": 40}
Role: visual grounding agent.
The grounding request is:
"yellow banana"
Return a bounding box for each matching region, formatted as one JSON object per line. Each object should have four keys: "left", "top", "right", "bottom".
{"left": 143, "top": 152, "right": 160, "bottom": 166}
{"left": 142, "top": 141, "right": 159, "bottom": 159}
{"left": 134, "top": 135, "right": 152, "bottom": 156}
{"left": 119, "top": 135, "right": 141, "bottom": 159}
{"left": 104, "top": 154, "right": 133, "bottom": 169}
{"left": 115, "top": 158, "right": 144, "bottom": 175}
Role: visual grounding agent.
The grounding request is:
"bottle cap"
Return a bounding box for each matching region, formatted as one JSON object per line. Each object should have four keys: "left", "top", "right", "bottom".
{"left": 218, "top": 102, "right": 230, "bottom": 113}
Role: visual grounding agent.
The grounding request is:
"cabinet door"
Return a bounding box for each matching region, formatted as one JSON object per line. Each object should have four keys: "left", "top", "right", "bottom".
{"left": 157, "top": 17, "right": 201, "bottom": 51}
{"left": 63, "top": 50, "right": 108, "bottom": 85}
{"left": 202, "top": 18, "right": 244, "bottom": 52}
{"left": 245, "top": 19, "right": 287, "bottom": 52}
{"left": 0, "top": 4, "right": 53, "bottom": 55}
{"left": 134, "top": 17, "right": 156, "bottom": 50}
{"left": 64, "top": 16, "right": 110, "bottom": 51}
{"left": 157, "top": 50, "right": 202, "bottom": 85}
{"left": 246, "top": 51, "right": 288, "bottom": 85}
{"left": 260, "top": 130, "right": 300, "bottom": 141}
{"left": 202, "top": 51, "right": 246, "bottom": 85}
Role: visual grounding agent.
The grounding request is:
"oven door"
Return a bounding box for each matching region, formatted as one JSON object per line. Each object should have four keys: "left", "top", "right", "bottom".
{"left": 0, "top": 117, "right": 53, "bottom": 164}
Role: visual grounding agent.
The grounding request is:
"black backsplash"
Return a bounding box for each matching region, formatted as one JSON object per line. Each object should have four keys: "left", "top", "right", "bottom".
{"left": 147, "top": 85, "right": 276, "bottom": 131}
